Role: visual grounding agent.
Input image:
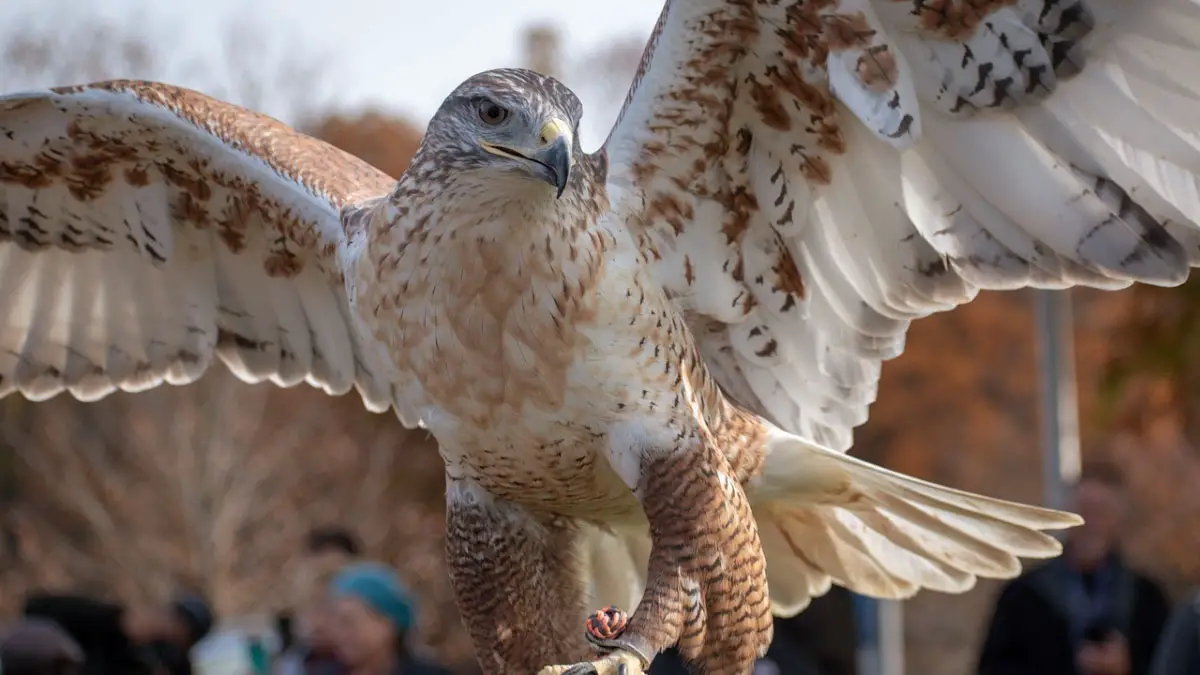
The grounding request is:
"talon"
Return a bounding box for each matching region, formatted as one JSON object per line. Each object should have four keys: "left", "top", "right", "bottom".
{"left": 537, "top": 649, "right": 646, "bottom": 675}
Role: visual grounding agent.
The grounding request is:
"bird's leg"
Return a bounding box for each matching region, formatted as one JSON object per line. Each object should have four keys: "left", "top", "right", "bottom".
{"left": 538, "top": 441, "right": 774, "bottom": 675}
{"left": 446, "top": 478, "right": 592, "bottom": 675}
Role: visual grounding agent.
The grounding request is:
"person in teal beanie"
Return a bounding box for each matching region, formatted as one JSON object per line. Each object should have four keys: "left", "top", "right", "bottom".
{"left": 327, "top": 563, "right": 449, "bottom": 675}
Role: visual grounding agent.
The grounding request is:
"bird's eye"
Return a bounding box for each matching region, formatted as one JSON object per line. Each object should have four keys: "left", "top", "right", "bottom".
{"left": 477, "top": 100, "right": 509, "bottom": 125}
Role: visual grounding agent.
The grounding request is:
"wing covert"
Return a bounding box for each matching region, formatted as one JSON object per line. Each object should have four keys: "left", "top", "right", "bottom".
{"left": 0, "top": 81, "right": 406, "bottom": 419}
{"left": 599, "top": 0, "right": 1200, "bottom": 451}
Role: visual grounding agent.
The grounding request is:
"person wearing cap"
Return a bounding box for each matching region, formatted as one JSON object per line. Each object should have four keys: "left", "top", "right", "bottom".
{"left": 327, "top": 563, "right": 449, "bottom": 675}
{"left": 21, "top": 590, "right": 214, "bottom": 675}
{"left": 277, "top": 526, "right": 364, "bottom": 675}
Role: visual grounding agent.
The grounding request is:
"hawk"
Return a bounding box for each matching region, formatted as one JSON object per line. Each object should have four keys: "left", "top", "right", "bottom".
{"left": 1, "top": 0, "right": 1197, "bottom": 673}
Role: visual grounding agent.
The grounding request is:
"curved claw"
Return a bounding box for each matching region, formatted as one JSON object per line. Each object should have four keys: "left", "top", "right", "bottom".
{"left": 536, "top": 649, "right": 645, "bottom": 675}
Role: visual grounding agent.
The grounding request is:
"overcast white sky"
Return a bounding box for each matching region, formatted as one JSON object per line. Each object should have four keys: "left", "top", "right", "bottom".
{"left": 5, "top": 0, "right": 660, "bottom": 148}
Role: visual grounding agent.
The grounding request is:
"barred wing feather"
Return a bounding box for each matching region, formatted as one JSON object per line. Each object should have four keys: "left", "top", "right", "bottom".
{"left": 603, "top": 0, "right": 1200, "bottom": 453}
{"left": 592, "top": 0, "right": 1200, "bottom": 615}
{"left": 0, "top": 82, "right": 413, "bottom": 423}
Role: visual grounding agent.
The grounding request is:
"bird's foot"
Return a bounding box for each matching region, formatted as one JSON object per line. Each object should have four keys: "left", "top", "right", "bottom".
{"left": 536, "top": 606, "right": 650, "bottom": 675}
{"left": 534, "top": 650, "right": 646, "bottom": 675}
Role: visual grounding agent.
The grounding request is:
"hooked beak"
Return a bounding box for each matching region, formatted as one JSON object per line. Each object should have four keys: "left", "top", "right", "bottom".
{"left": 481, "top": 118, "right": 573, "bottom": 198}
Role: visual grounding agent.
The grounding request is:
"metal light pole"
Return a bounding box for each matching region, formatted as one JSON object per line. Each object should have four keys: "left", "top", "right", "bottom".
{"left": 855, "top": 594, "right": 905, "bottom": 675}
{"left": 877, "top": 599, "right": 905, "bottom": 675}
{"left": 1033, "top": 289, "right": 1082, "bottom": 511}
{"left": 855, "top": 289, "right": 1083, "bottom": 675}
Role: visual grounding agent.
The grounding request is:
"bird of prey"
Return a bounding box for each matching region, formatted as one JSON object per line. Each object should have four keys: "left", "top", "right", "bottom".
{"left": 2, "top": 0, "right": 1199, "bottom": 673}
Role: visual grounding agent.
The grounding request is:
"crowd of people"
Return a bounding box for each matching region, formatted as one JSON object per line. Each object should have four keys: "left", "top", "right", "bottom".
{"left": 0, "top": 526, "right": 453, "bottom": 675}
{"left": 0, "top": 518, "right": 862, "bottom": 675}
{"left": 0, "top": 591, "right": 212, "bottom": 675}
{"left": 271, "top": 528, "right": 859, "bottom": 675}
{"left": 1, "top": 466, "right": 1197, "bottom": 675}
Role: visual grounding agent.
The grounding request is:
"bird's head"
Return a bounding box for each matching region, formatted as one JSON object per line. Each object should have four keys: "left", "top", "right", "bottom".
{"left": 423, "top": 68, "right": 583, "bottom": 200}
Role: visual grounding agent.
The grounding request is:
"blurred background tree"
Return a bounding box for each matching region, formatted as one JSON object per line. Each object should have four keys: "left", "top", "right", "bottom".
{"left": 0, "top": 7, "right": 1197, "bottom": 675}
{"left": 0, "top": 2, "right": 473, "bottom": 667}
{"left": 1098, "top": 280, "right": 1200, "bottom": 444}
{"left": 306, "top": 111, "right": 424, "bottom": 180}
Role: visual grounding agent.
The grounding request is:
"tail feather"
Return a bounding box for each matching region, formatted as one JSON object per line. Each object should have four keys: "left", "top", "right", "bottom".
{"left": 757, "top": 520, "right": 833, "bottom": 615}
{"left": 864, "top": 467, "right": 1078, "bottom": 540}
{"left": 870, "top": 490, "right": 1026, "bottom": 576}
{"left": 769, "top": 508, "right": 920, "bottom": 601}
{"left": 750, "top": 431, "right": 1081, "bottom": 615}
{"left": 579, "top": 431, "right": 1083, "bottom": 619}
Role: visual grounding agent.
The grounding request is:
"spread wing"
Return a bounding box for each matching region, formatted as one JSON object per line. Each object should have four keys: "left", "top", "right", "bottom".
{"left": 0, "top": 81, "right": 405, "bottom": 419}
{"left": 602, "top": 0, "right": 1200, "bottom": 451}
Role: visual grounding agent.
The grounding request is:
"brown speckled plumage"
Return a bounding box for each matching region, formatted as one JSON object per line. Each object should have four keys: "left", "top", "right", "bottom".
{"left": 446, "top": 484, "right": 592, "bottom": 674}
{"left": 4, "top": 1, "right": 1200, "bottom": 674}
{"left": 0, "top": 81, "right": 399, "bottom": 407}
{"left": 619, "top": 446, "right": 774, "bottom": 670}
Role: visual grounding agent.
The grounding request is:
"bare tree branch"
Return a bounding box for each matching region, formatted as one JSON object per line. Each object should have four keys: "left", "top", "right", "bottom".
{"left": 0, "top": 0, "right": 331, "bottom": 125}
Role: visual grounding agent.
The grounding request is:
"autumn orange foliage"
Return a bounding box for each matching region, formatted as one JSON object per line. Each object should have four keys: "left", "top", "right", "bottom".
{"left": 306, "top": 112, "right": 424, "bottom": 180}
{"left": 858, "top": 287, "right": 1200, "bottom": 675}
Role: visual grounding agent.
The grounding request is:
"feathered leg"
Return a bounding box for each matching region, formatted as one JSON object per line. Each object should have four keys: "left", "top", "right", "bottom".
{"left": 539, "top": 441, "right": 774, "bottom": 675}
{"left": 446, "top": 479, "right": 592, "bottom": 675}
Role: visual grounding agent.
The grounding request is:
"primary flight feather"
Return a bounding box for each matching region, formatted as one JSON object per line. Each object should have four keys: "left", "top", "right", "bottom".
{"left": 2, "top": 0, "right": 1198, "bottom": 673}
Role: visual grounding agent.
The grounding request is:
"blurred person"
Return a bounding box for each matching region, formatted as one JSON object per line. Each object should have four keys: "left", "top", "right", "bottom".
{"left": 276, "top": 526, "right": 364, "bottom": 675}
{"left": 977, "top": 463, "right": 1171, "bottom": 675}
{"left": 327, "top": 562, "right": 449, "bottom": 675}
{"left": 1148, "top": 588, "right": 1200, "bottom": 675}
{"left": 768, "top": 586, "right": 858, "bottom": 675}
{"left": 0, "top": 617, "right": 84, "bottom": 675}
{"left": 22, "top": 591, "right": 213, "bottom": 675}
{"left": 299, "top": 527, "right": 364, "bottom": 584}
{"left": 275, "top": 602, "right": 342, "bottom": 675}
